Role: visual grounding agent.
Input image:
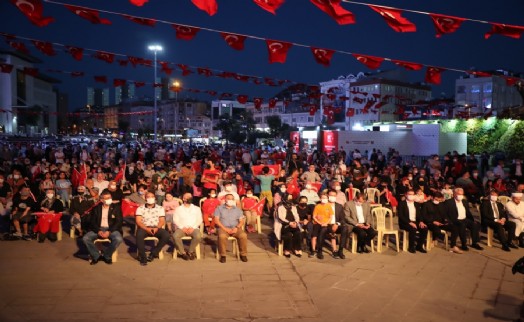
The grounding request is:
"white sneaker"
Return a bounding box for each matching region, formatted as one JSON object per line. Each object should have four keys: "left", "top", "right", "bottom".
{"left": 13, "top": 232, "right": 22, "bottom": 238}
{"left": 450, "top": 246, "right": 463, "bottom": 254}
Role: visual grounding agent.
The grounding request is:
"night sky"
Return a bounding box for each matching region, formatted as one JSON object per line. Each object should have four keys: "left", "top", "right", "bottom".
{"left": 1, "top": 0, "right": 523, "bottom": 111}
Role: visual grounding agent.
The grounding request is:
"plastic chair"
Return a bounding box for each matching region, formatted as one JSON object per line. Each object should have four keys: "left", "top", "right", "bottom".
{"left": 498, "top": 196, "right": 511, "bottom": 206}
{"left": 347, "top": 231, "right": 375, "bottom": 254}
{"left": 135, "top": 225, "right": 164, "bottom": 260}
{"left": 173, "top": 224, "right": 204, "bottom": 260}
{"left": 365, "top": 188, "right": 380, "bottom": 203}
{"left": 57, "top": 221, "right": 62, "bottom": 241}
{"left": 199, "top": 197, "right": 206, "bottom": 208}
{"left": 94, "top": 238, "right": 118, "bottom": 262}
{"left": 426, "top": 229, "right": 450, "bottom": 251}
{"left": 346, "top": 188, "right": 361, "bottom": 200}
{"left": 215, "top": 225, "right": 243, "bottom": 261}
{"left": 486, "top": 226, "right": 494, "bottom": 247}
{"left": 372, "top": 207, "right": 399, "bottom": 252}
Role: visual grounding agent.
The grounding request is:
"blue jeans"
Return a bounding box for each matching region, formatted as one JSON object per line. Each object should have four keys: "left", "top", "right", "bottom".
{"left": 83, "top": 231, "right": 123, "bottom": 261}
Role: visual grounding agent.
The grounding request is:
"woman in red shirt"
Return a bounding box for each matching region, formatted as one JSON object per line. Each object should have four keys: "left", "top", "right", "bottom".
{"left": 241, "top": 188, "right": 258, "bottom": 233}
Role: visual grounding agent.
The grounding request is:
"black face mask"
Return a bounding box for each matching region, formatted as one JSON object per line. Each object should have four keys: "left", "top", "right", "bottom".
{"left": 183, "top": 198, "right": 193, "bottom": 204}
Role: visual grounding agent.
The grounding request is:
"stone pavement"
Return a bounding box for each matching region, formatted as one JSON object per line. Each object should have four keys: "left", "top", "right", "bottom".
{"left": 0, "top": 217, "right": 522, "bottom": 322}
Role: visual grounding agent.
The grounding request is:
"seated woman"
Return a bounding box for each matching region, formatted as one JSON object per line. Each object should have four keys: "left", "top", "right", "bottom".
{"left": 201, "top": 189, "right": 220, "bottom": 234}
{"left": 241, "top": 188, "right": 259, "bottom": 233}
{"left": 274, "top": 196, "right": 302, "bottom": 258}
{"left": 34, "top": 188, "right": 64, "bottom": 243}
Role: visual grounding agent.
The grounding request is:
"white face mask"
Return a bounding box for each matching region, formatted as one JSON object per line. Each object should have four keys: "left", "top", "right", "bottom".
{"left": 146, "top": 197, "right": 156, "bottom": 205}
{"left": 280, "top": 187, "right": 287, "bottom": 193}
{"left": 406, "top": 195, "right": 415, "bottom": 202}
{"left": 320, "top": 198, "right": 328, "bottom": 204}
{"left": 328, "top": 196, "right": 337, "bottom": 203}
{"left": 104, "top": 199, "right": 113, "bottom": 205}
{"left": 226, "top": 200, "right": 236, "bottom": 207}
{"left": 46, "top": 193, "right": 54, "bottom": 199}
{"left": 490, "top": 195, "right": 498, "bottom": 202}
{"left": 225, "top": 186, "right": 232, "bottom": 192}
{"left": 305, "top": 184, "right": 311, "bottom": 189}
{"left": 455, "top": 195, "right": 464, "bottom": 201}
{"left": 210, "top": 194, "right": 216, "bottom": 198}
{"left": 335, "top": 186, "right": 341, "bottom": 191}
{"left": 433, "top": 200, "right": 440, "bottom": 205}
{"left": 109, "top": 185, "right": 116, "bottom": 189}
{"left": 246, "top": 193, "right": 253, "bottom": 198}
{"left": 13, "top": 175, "right": 20, "bottom": 179}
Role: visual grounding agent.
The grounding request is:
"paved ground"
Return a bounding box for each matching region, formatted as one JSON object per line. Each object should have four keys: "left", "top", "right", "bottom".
{"left": 0, "top": 215, "right": 523, "bottom": 322}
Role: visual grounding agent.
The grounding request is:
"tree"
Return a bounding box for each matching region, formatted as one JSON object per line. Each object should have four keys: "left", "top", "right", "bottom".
{"left": 214, "top": 113, "right": 235, "bottom": 144}
{"left": 118, "top": 120, "right": 130, "bottom": 133}
{"left": 266, "top": 115, "right": 283, "bottom": 137}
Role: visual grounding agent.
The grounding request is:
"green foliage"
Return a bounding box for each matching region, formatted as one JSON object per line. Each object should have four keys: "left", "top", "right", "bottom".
{"left": 266, "top": 115, "right": 282, "bottom": 137}
{"left": 498, "top": 120, "right": 524, "bottom": 158}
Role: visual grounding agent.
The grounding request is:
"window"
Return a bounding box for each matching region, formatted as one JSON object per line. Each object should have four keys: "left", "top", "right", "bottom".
{"left": 471, "top": 85, "right": 480, "bottom": 93}
{"left": 484, "top": 83, "right": 492, "bottom": 93}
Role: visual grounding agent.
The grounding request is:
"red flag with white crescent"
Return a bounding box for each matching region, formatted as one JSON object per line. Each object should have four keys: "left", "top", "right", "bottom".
{"left": 265, "top": 39, "right": 292, "bottom": 64}
{"left": 251, "top": 198, "right": 266, "bottom": 216}
{"left": 352, "top": 53, "right": 384, "bottom": 69}
{"left": 253, "top": 0, "right": 285, "bottom": 15}
{"left": 310, "top": 47, "right": 335, "bottom": 67}
{"left": 10, "top": 0, "right": 54, "bottom": 27}
{"left": 310, "top": 0, "right": 355, "bottom": 25}
{"left": 369, "top": 5, "right": 416, "bottom": 32}
{"left": 220, "top": 33, "right": 247, "bottom": 51}
{"left": 172, "top": 24, "right": 200, "bottom": 40}
{"left": 429, "top": 13, "right": 465, "bottom": 38}
{"left": 191, "top": 0, "right": 218, "bottom": 16}
{"left": 252, "top": 165, "right": 280, "bottom": 176}
{"left": 64, "top": 5, "right": 112, "bottom": 24}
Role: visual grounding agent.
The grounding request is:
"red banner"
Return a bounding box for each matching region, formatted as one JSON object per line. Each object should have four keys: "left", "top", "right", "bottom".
{"left": 322, "top": 130, "right": 338, "bottom": 154}
{"left": 252, "top": 164, "right": 281, "bottom": 176}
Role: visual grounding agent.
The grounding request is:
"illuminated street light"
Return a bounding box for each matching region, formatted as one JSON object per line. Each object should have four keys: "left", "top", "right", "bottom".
{"left": 148, "top": 44, "right": 163, "bottom": 141}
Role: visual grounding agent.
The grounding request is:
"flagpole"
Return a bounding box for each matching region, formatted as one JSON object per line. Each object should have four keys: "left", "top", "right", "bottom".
{"left": 148, "top": 44, "right": 163, "bottom": 142}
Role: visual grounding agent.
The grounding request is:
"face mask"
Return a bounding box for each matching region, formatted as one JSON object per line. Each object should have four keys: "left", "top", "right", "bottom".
{"left": 246, "top": 193, "right": 253, "bottom": 198}
{"left": 13, "top": 175, "right": 20, "bottom": 179}
{"left": 46, "top": 193, "right": 54, "bottom": 199}
{"left": 406, "top": 195, "right": 415, "bottom": 202}
{"left": 455, "top": 195, "right": 464, "bottom": 201}
{"left": 146, "top": 197, "right": 156, "bottom": 205}
{"left": 183, "top": 198, "right": 192, "bottom": 204}
{"left": 335, "top": 186, "right": 341, "bottom": 191}
{"left": 104, "top": 199, "right": 113, "bottom": 205}
{"left": 226, "top": 200, "right": 236, "bottom": 207}
{"left": 490, "top": 195, "right": 498, "bottom": 202}
{"left": 433, "top": 200, "right": 440, "bottom": 205}
{"left": 128, "top": 167, "right": 134, "bottom": 172}
{"left": 109, "top": 185, "right": 116, "bottom": 189}
{"left": 408, "top": 176, "right": 413, "bottom": 180}
{"left": 210, "top": 194, "right": 216, "bottom": 198}
{"left": 320, "top": 198, "right": 328, "bottom": 204}
{"left": 138, "top": 191, "right": 145, "bottom": 195}
{"left": 78, "top": 190, "right": 85, "bottom": 195}
{"left": 0, "top": 178, "right": 3, "bottom": 183}
{"left": 225, "top": 186, "right": 232, "bottom": 192}
{"left": 473, "top": 173, "right": 478, "bottom": 177}
{"left": 280, "top": 187, "right": 287, "bottom": 193}
{"left": 305, "top": 184, "right": 311, "bottom": 189}
{"left": 328, "top": 196, "right": 337, "bottom": 203}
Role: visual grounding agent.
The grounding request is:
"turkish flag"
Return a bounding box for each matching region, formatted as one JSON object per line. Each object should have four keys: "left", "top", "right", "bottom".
{"left": 8, "top": 41, "right": 29, "bottom": 54}
{"left": 374, "top": 101, "right": 386, "bottom": 109}
{"left": 252, "top": 165, "right": 280, "bottom": 176}
{"left": 369, "top": 5, "right": 416, "bottom": 32}
{"left": 346, "top": 107, "right": 355, "bottom": 117}
{"left": 191, "top": 0, "right": 218, "bottom": 16}
{"left": 252, "top": 198, "right": 266, "bottom": 216}
{"left": 128, "top": 56, "right": 144, "bottom": 67}
{"left": 352, "top": 53, "right": 384, "bottom": 69}
{"left": 467, "top": 71, "right": 491, "bottom": 78}
{"left": 253, "top": 0, "right": 285, "bottom": 15}
{"left": 94, "top": 75, "right": 107, "bottom": 83}
{"left": 134, "top": 81, "right": 145, "bottom": 87}
{"left": 64, "top": 5, "right": 111, "bottom": 24}
{"left": 309, "top": 106, "right": 317, "bottom": 116}
{"left": 254, "top": 97, "right": 263, "bottom": 109}
{"left": 197, "top": 67, "right": 213, "bottom": 77}
{"left": 235, "top": 74, "right": 250, "bottom": 82}
{"left": 23, "top": 67, "right": 38, "bottom": 77}
{"left": 391, "top": 59, "right": 423, "bottom": 71}
{"left": 429, "top": 14, "right": 465, "bottom": 38}
{"left": 94, "top": 51, "right": 115, "bottom": 63}
{"left": 269, "top": 98, "right": 277, "bottom": 108}
{"left": 113, "top": 79, "right": 126, "bottom": 87}
{"left": 503, "top": 76, "right": 520, "bottom": 86}
{"left": 206, "top": 90, "right": 217, "bottom": 96}
{"left": 32, "top": 40, "right": 56, "bottom": 56}
{"left": 10, "top": 0, "right": 54, "bottom": 27}
{"left": 113, "top": 163, "right": 126, "bottom": 182}
{"left": 153, "top": 83, "right": 163, "bottom": 88}
{"left": 66, "top": 46, "right": 83, "bottom": 61}
{"left": 220, "top": 32, "right": 246, "bottom": 50}
{"left": 425, "top": 67, "right": 444, "bottom": 85}
{"left": 266, "top": 39, "right": 292, "bottom": 64}
{"left": 121, "top": 199, "right": 140, "bottom": 217}
{"left": 70, "top": 71, "right": 84, "bottom": 77}
{"left": 310, "top": 0, "right": 355, "bottom": 25}
{"left": 159, "top": 61, "right": 173, "bottom": 75}
{"left": 172, "top": 24, "right": 200, "bottom": 40}
{"left": 237, "top": 95, "right": 248, "bottom": 104}
{"left": 123, "top": 15, "right": 156, "bottom": 27}
{"left": 485, "top": 23, "right": 524, "bottom": 39}
{"left": 0, "top": 63, "right": 14, "bottom": 74}
{"left": 129, "top": 0, "right": 148, "bottom": 6}
{"left": 310, "top": 47, "right": 335, "bottom": 67}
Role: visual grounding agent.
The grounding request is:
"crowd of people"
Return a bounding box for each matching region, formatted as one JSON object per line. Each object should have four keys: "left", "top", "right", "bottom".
{"left": 0, "top": 140, "right": 523, "bottom": 266}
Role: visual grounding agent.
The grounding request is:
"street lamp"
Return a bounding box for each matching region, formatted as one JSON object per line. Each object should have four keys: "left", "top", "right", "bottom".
{"left": 148, "top": 44, "right": 163, "bottom": 141}
{"left": 172, "top": 80, "right": 181, "bottom": 142}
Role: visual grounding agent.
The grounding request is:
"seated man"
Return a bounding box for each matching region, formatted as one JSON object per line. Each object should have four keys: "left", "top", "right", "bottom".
{"left": 444, "top": 187, "right": 484, "bottom": 251}
{"left": 82, "top": 191, "right": 123, "bottom": 265}
{"left": 299, "top": 181, "right": 320, "bottom": 205}
{"left": 480, "top": 190, "right": 518, "bottom": 251}
{"left": 10, "top": 186, "right": 35, "bottom": 240}
{"left": 172, "top": 192, "right": 203, "bottom": 260}
{"left": 296, "top": 196, "right": 313, "bottom": 253}
{"left": 135, "top": 191, "right": 170, "bottom": 266}
{"left": 505, "top": 192, "right": 524, "bottom": 247}
{"left": 398, "top": 189, "right": 428, "bottom": 253}
{"left": 421, "top": 192, "right": 462, "bottom": 254}
{"left": 311, "top": 192, "right": 338, "bottom": 259}
{"left": 214, "top": 193, "right": 248, "bottom": 263}
{"left": 69, "top": 185, "right": 95, "bottom": 237}
{"left": 345, "top": 192, "right": 376, "bottom": 253}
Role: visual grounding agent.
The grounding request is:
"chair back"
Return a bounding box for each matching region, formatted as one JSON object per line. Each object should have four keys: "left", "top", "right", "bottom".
{"left": 372, "top": 206, "right": 393, "bottom": 231}
{"left": 365, "top": 188, "right": 380, "bottom": 203}
{"left": 199, "top": 197, "right": 207, "bottom": 208}
{"left": 347, "top": 187, "right": 361, "bottom": 200}
{"left": 498, "top": 195, "right": 511, "bottom": 206}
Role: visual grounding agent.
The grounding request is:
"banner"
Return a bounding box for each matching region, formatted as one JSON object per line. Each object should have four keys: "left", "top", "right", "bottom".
{"left": 252, "top": 164, "right": 281, "bottom": 176}
{"left": 322, "top": 130, "right": 338, "bottom": 154}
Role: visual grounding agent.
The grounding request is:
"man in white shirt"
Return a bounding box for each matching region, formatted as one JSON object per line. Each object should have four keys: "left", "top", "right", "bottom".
{"left": 172, "top": 193, "right": 203, "bottom": 260}
{"left": 217, "top": 181, "right": 240, "bottom": 206}
{"left": 505, "top": 192, "right": 524, "bottom": 247}
{"left": 444, "top": 188, "right": 483, "bottom": 251}
{"left": 300, "top": 165, "right": 321, "bottom": 183}
{"left": 93, "top": 172, "right": 109, "bottom": 192}
{"left": 398, "top": 190, "right": 428, "bottom": 253}
{"left": 299, "top": 181, "right": 320, "bottom": 205}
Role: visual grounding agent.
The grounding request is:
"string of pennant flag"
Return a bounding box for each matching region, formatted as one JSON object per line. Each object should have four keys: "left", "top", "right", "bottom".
{"left": 7, "top": 1, "right": 523, "bottom": 87}
{"left": 128, "top": 0, "right": 524, "bottom": 39}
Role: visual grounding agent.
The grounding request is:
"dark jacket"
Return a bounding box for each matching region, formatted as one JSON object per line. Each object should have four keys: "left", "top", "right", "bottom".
{"left": 480, "top": 199, "right": 507, "bottom": 226}
{"left": 397, "top": 200, "right": 423, "bottom": 228}
{"left": 88, "top": 203, "right": 123, "bottom": 234}
{"left": 421, "top": 200, "right": 448, "bottom": 224}
{"left": 444, "top": 198, "right": 474, "bottom": 223}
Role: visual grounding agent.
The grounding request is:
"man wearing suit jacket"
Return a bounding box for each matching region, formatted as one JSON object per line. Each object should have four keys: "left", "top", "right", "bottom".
{"left": 344, "top": 192, "right": 376, "bottom": 253}
{"left": 480, "top": 190, "right": 517, "bottom": 251}
{"left": 444, "top": 187, "right": 484, "bottom": 251}
{"left": 82, "top": 190, "right": 123, "bottom": 265}
{"left": 316, "top": 190, "right": 348, "bottom": 259}
{"left": 398, "top": 189, "right": 428, "bottom": 253}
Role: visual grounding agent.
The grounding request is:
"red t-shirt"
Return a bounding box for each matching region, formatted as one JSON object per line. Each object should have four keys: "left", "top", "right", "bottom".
{"left": 202, "top": 169, "right": 220, "bottom": 190}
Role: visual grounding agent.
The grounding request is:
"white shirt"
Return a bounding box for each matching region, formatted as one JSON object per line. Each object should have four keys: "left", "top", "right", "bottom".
{"left": 407, "top": 201, "right": 417, "bottom": 222}
{"left": 136, "top": 204, "right": 165, "bottom": 227}
{"left": 173, "top": 204, "right": 202, "bottom": 229}
{"left": 456, "top": 200, "right": 466, "bottom": 220}
{"left": 506, "top": 200, "right": 524, "bottom": 222}
{"left": 100, "top": 206, "right": 109, "bottom": 228}
{"left": 330, "top": 203, "right": 336, "bottom": 224}
{"left": 491, "top": 202, "right": 499, "bottom": 219}
{"left": 516, "top": 164, "right": 522, "bottom": 176}
{"left": 93, "top": 180, "right": 109, "bottom": 192}
{"left": 356, "top": 203, "right": 365, "bottom": 224}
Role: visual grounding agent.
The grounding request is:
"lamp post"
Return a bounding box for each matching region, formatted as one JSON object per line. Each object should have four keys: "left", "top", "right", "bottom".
{"left": 148, "top": 44, "right": 163, "bottom": 141}
{"left": 173, "top": 80, "right": 180, "bottom": 142}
